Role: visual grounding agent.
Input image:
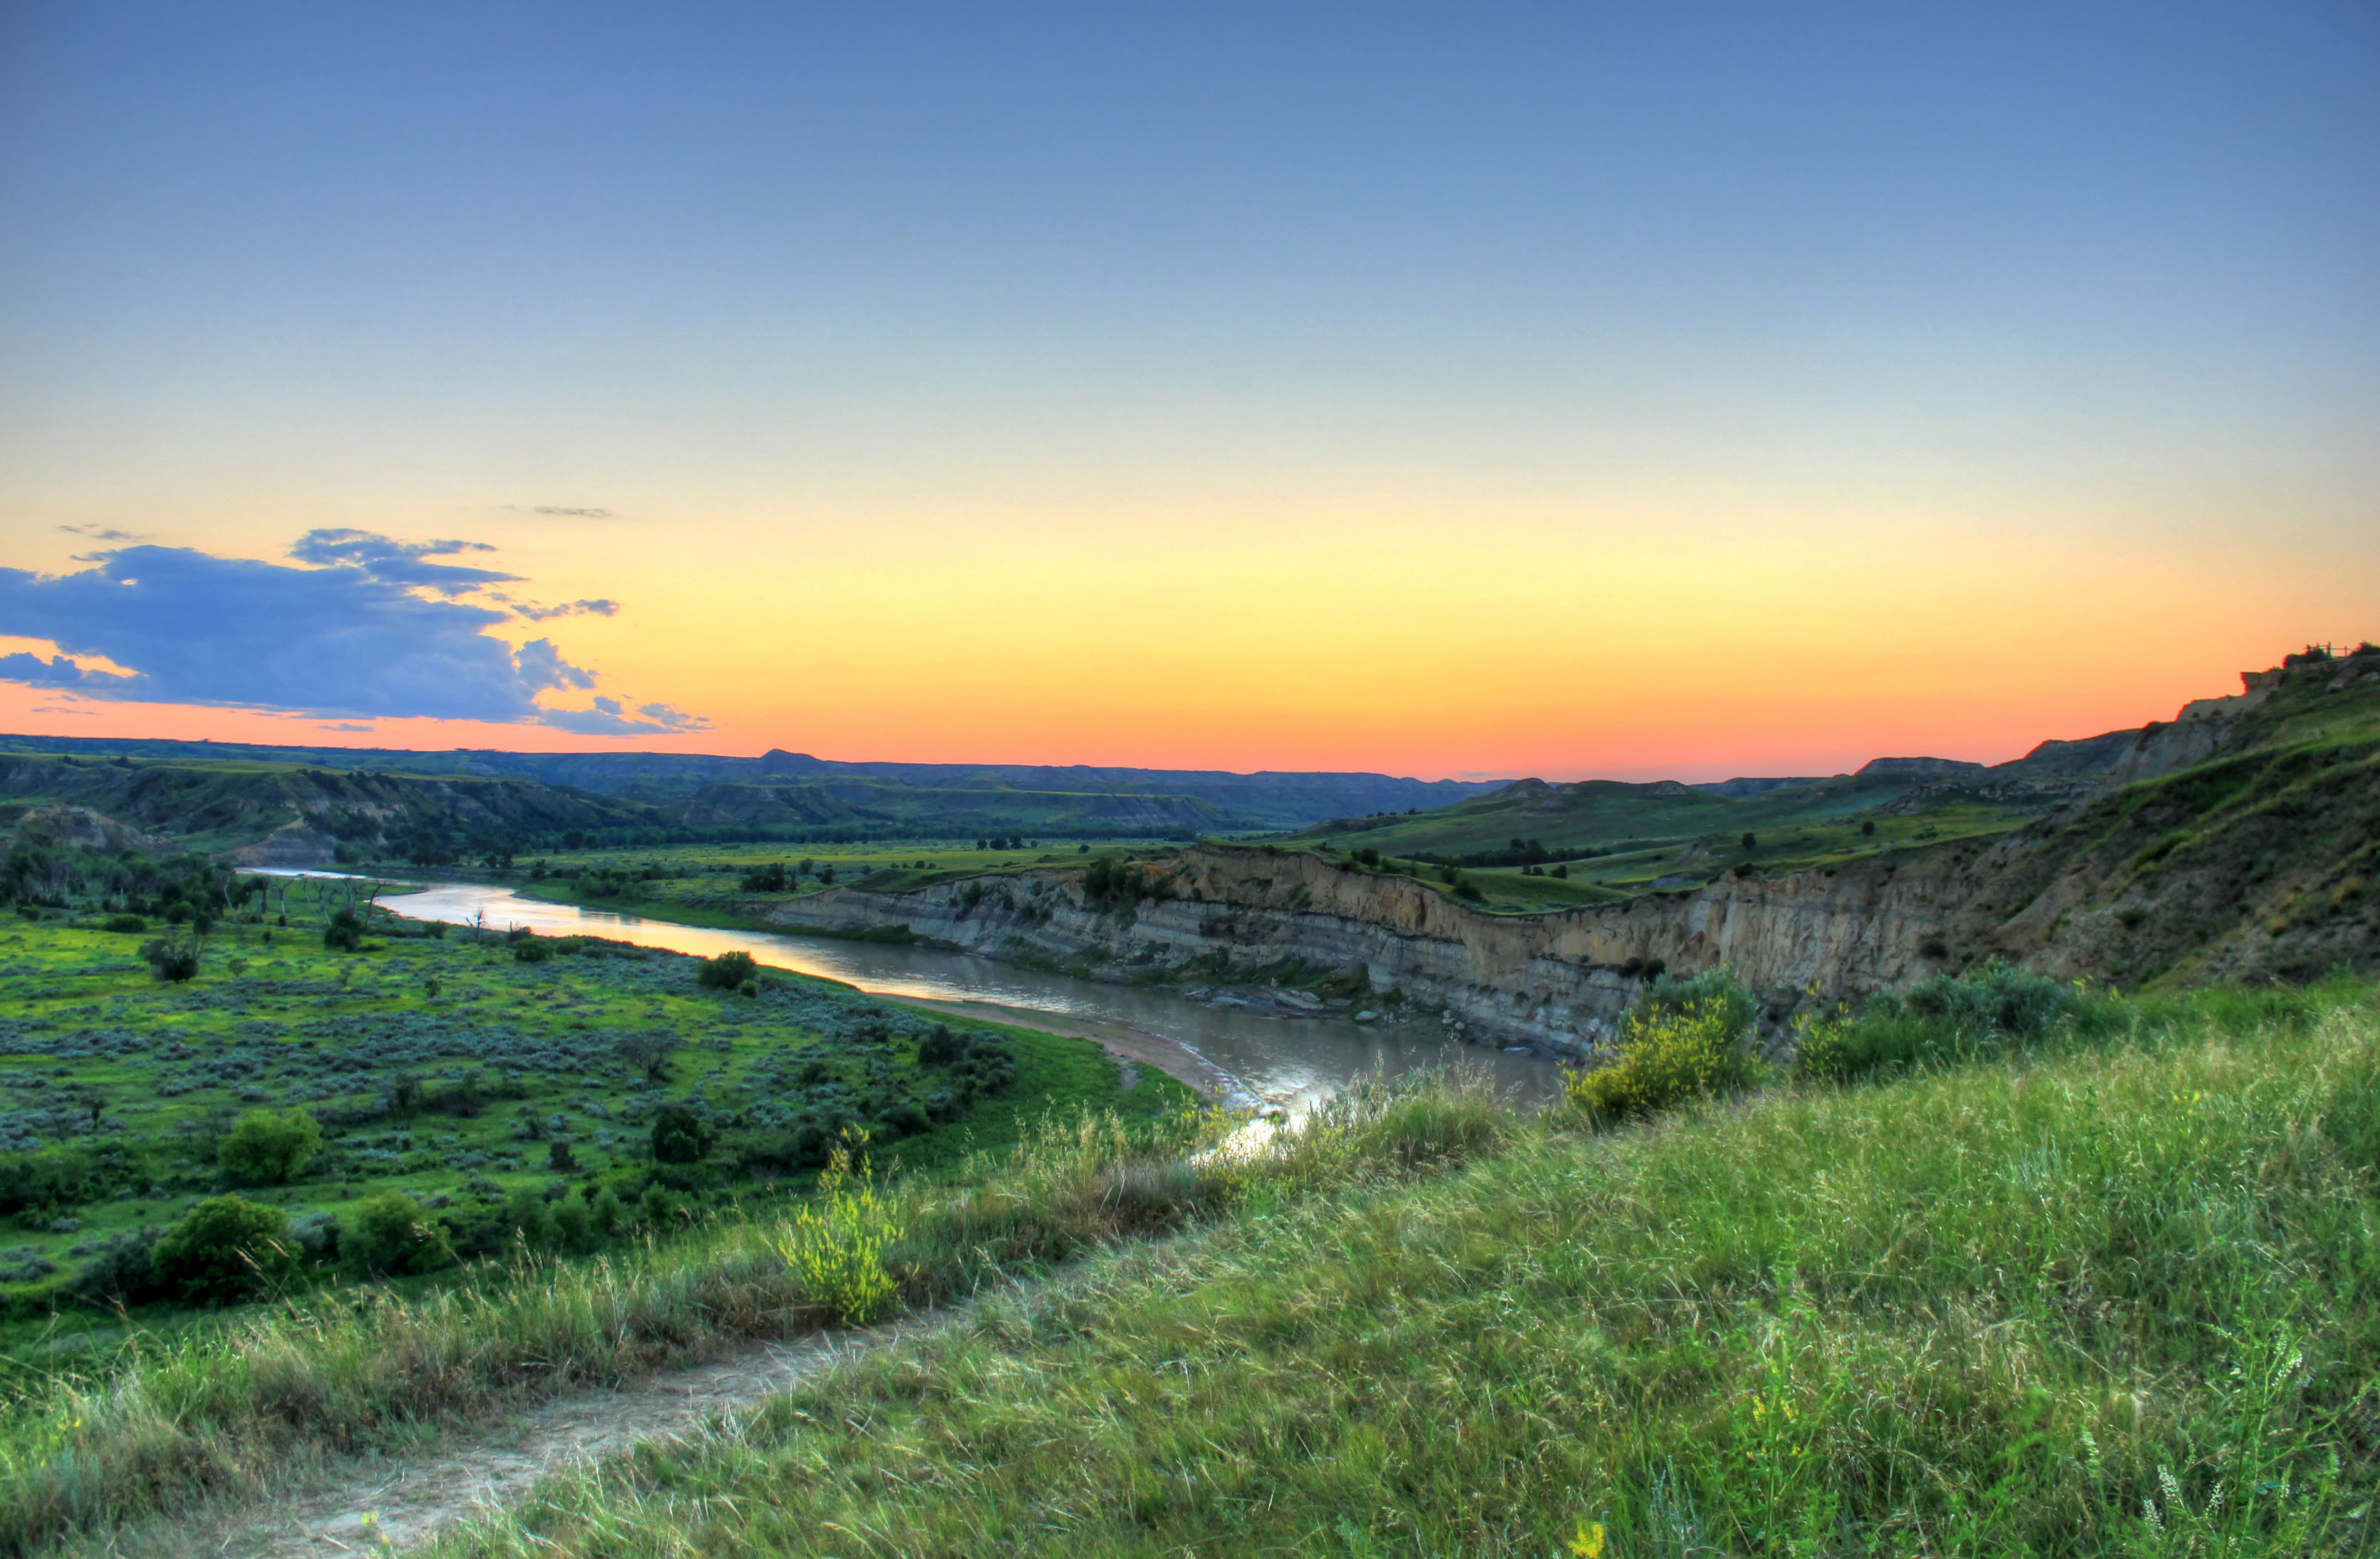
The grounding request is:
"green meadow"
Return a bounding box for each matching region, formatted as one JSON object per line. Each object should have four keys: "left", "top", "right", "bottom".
{"left": 0, "top": 879, "right": 1184, "bottom": 1346}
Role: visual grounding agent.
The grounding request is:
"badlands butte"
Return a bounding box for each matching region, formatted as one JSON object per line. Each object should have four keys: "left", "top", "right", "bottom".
{"left": 770, "top": 647, "right": 2380, "bottom": 1055}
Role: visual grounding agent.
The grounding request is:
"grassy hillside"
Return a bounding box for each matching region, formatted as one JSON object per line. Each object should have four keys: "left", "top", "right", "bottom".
{"left": 3, "top": 968, "right": 2373, "bottom": 1554}
{"left": 1947, "top": 653, "right": 2380, "bottom": 985}
{"left": 406, "top": 984, "right": 2376, "bottom": 1559}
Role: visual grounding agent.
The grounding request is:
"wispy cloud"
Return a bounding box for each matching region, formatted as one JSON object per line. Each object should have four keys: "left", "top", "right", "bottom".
{"left": 539, "top": 695, "right": 710, "bottom": 735}
{"left": 57, "top": 525, "right": 147, "bottom": 542}
{"left": 289, "top": 529, "right": 520, "bottom": 596}
{"left": 492, "top": 594, "right": 620, "bottom": 621}
{"left": 511, "top": 505, "right": 614, "bottom": 519}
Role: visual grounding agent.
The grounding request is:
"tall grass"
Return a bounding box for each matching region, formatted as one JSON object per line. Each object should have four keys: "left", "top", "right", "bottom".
{"left": 0, "top": 1072, "right": 1507, "bottom": 1555}
{"left": 419, "top": 993, "right": 2376, "bottom": 1558}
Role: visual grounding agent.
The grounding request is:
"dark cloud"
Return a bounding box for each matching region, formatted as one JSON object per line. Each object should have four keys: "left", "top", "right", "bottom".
{"left": 288, "top": 529, "right": 521, "bottom": 596}
{"left": 532, "top": 507, "right": 612, "bottom": 519}
{"left": 0, "top": 541, "right": 703, "bottom": 735}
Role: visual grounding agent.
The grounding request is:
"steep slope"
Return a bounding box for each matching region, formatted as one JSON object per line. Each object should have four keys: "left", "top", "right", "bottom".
{"left": 771, "top": 648, "right": 2380, "bottom": 1050}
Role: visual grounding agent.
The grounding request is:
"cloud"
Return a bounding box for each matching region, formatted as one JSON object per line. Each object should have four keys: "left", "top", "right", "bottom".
{"left": 319, "top": 722, "right": 376, "bottom": 732}
{"left": 512, "top": 637, "right": 596, "bottom": 693}
{"left": 33, "top": 704, "right": 98, "bottom": 717}
{"left": 0, "top": 650, "right": 143, "bottom": 692}
{"left": 494, "top": 595, "right": 620, "bottom": 621}
{"left": 0, "top": 539, "right": 705, "bottom": 735}
{"left": 539, "top": 694, "right": 709, "bottom": 735}
{"left": 532, "top": 507, "right": 612, "bottom": 519}
{"left": 288, "top": 529, "right": 520, "bottom": 596}
{"left": 57, "top": 525, "right": 146, "bottom": 542}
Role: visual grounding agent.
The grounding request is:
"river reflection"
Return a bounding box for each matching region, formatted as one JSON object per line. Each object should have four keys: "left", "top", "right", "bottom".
{"left": 261, "top": 874, "right": 1563, "bottom": 1114}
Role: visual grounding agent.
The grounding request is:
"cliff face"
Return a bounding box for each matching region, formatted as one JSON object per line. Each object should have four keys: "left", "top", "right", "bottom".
{"left": 767, "top": 843, "right": 1997, "bottom": 1056}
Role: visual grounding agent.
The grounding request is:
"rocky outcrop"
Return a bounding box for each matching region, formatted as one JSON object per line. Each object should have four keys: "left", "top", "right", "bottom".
{"left": 768, "top": 844, "right": 1996, "bottom": 1057}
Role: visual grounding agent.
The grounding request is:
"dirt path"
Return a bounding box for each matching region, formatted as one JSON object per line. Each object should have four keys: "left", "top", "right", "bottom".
{"left": 187, "top": 1313, "right": 951, "bottom": 1557}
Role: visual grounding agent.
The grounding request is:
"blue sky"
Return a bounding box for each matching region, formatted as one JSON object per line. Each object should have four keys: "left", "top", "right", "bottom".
{"left": 0, "top": 2, "right": 2373, "bottom": 773}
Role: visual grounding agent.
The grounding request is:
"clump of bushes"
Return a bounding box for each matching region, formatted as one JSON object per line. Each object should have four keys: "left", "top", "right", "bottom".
{"left": 343, "top": 1191, "right": 454, "bottom": 1275}
{"left": 653, "top": 1105, "right": 715, "bottom": 1164}
{"left": 217, "top": 1109, "right": 323, "bottom": 1186}
{"left": 150, "top": 1196, "right": 296, "bottom": 1305}
{"left": 697, "top": 949, "right": 758, "bottom": 989}
{"left": 1566, "top": 968, "right": 1759, "bottom": 1119}
{"left": 1794, "top": 958, "right": 2096, "bottom": 1082}
{"left": 513, "top": 936, "right": 553, "bottom": 964}
{"left": 138, "top": 933, "right": 201, "bottom": 982}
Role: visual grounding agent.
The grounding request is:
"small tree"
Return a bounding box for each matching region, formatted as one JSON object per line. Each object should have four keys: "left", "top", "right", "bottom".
{"left": 1861, "top": 819, "right": 1876, "bottom": 837}
{"left": 616, "top": 1030, "right": 681, "bottom": 1083}
{"left": 323, "top": 910, "right": 363, "bottom": 953}
{"left": 219, "top": 1109, "right": 323, "bottom": 1185}
{"left": 150, "top": 1196, "right": 297, "bottom": 1304}
{"left": 1741, "top": 833, "right": 1756, "bottom": 850}
{"left": 139, "top": 933, "right": 202, "bottom": 982}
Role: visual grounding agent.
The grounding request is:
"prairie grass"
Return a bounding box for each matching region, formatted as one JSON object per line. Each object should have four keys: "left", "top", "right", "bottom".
{"left": 413, "top": 990, "right": 2377, "bottom": 1558}
{"left": 0, "top": 1072, "right": 1506, "bottom": 1555}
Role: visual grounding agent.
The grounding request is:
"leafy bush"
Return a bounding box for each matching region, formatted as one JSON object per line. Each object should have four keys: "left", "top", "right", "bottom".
{"left": 103, "top": 913, "right": 147, "bottom": 933}
{"left": 217, "top": 1109, "right": 323, "bottom": 1186}
{"left": 917, "top": 1024, "right": 968, "bottom": 1066}
{"left": 502, "top": 1183, "right": 555, "bottom": 1247}
{"left": 513, "top": 936, "right": 552, "bottom": 964}
{"left": 150, "top": 1196, "right": 296, "bottom": 1305}
{"left": 697, "top": 949, "right": 758, "bottom": 989}
{"left": 773, "top": 1140, "right": 899, "bottom": 1324}
{"left": 322, "top": 911, "right": 363, "bottom": 953}
{"left": 549, "top": 1190, "right": 596, "bottom": 1251}
{"left": 138, "top": 933, "right": 200, "bottom": 982}
{"left": 652, "top": 1105, "right": 715, "bottom": 1164}
{"left": 1566, "top": 993, "right": 1758, "bottom": 1120}
{"left": 343, "top": 1191, "right": 454, "bottom": 1276}
{"left": 1635, "top": 965, "right": 1759, "bottom": 1037}
{"left": 1903, "top": 958, "right": 2074, "bottom": 1037}
{"left": 1796, "top": 960, "right": 2096, "bottom": 1082}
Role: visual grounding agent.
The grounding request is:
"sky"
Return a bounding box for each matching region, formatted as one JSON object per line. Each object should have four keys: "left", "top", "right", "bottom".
{"left": 1, "top": 1, "right": 2374, "bottom": 781}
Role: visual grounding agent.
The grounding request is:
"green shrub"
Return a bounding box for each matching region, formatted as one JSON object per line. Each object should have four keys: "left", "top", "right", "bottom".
{"left": 652, "top": 1105, "right": 715, "bottom": 1164}
{"left": 343, "top": 1191, "right": 454, "bottom": 1276}
{"left": 513, "top": 936, "right": 553, "bottom": 963}
{"left": 1566, "top": 998, "right": 1757, "bottom": 1119}
{"left": 917, "top": 1024, "right": 968, "bottom": 1066}
{"left": 549, "top": 1190, "right": 596, "bottom": 1251}
{"left": 150, "top": 1196, "right": 296, "bottom": 1305}
{"left": 773, "top": 1141, "right": 899, "bottom": 1325}
{"left": 103, "top": 913, "right": 147, "bottom": 933}
{"left": 502, "top": 1184, "right": 555, "bottom": 1247}
{"left": 138, "top": 933, "right": 201, "bottom": 982}
{"left": 217, "top": 1109, "right": 323, "bottom": 1186}
{"left": 67, "top": 1226, "right": 165, "bottom": 1306}
{"left": 1800, "top": 960, "right": 2095, "bottom": 1082}
{"left": 697, "top": 949, "right": 758, "bottom": 989}
{"left": 321, "top": 910, "right": 363, "bottom": 952}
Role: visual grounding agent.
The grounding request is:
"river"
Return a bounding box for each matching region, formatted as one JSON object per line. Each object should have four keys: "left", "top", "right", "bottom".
{"left": 255, "top": 873, "right": 1564, "bottom": 1114}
